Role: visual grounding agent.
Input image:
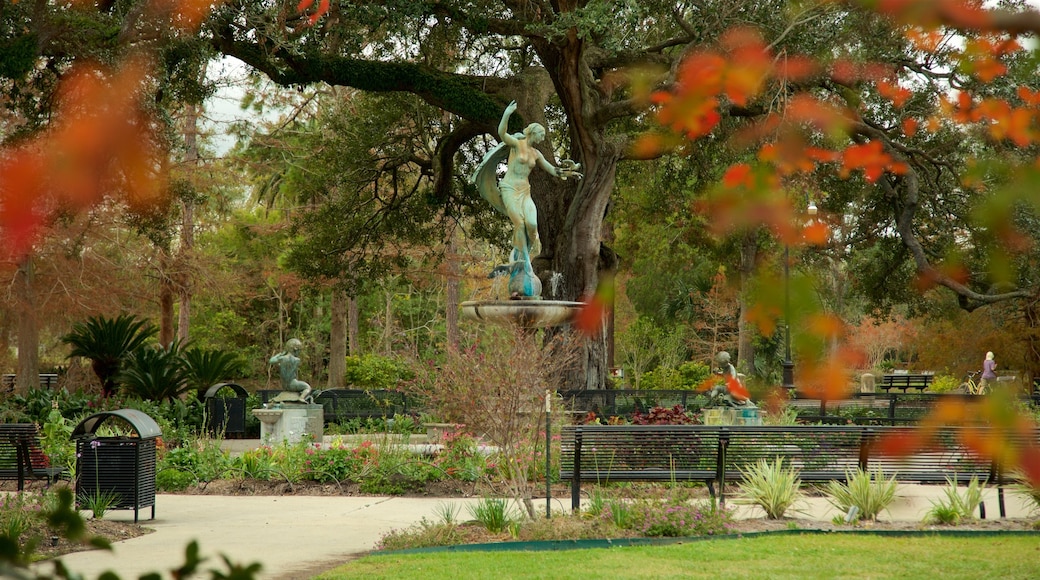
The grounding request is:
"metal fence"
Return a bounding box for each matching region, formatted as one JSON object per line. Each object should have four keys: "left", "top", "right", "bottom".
{"left": 255, "top": 388, "right": 1040, "bottom": 427}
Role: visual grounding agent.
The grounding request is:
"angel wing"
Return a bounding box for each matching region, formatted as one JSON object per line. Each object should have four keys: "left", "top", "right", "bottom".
{"left": 470, "top": 141, "right": 510, "bottom": 216}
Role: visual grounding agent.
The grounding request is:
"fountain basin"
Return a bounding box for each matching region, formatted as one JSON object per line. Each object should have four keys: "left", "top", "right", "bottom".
{"left": 460, "top": 300, "right": 584, "bottom": 328}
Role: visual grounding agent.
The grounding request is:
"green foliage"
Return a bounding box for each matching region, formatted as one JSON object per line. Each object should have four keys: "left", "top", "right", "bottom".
{"left": 344, "top": 354, "right": 414, "bottom": 390}
{"left": 1011, "top": 474, "right": 1040, "bottom": 515}
{"left": 118, "top": 342, "right": 191, "bottom": 401}
{"left": 632, "top": 496, "right": 733, "bottom": 537}
{"left": 467, "top": 498, "right": 516, "bottom": 534}
{"left": 926, "top": 374, "right": 961, "bottom": 393}
{"left": 159, "top": 436, "right": 230, "bottom": 483}
{"left": 40, "top": 407, "right": 76, "bottom": 477}
{"left": 7, "top": 387, "right": 95, "bottom": 425}
{"left": 231, "top": 447, "right": 276, "bottom": 481}
{"left": 79, "top": 489, "right": 121, "bottom": 519}
{"left": 180, "top": 346, "right": 247, "bottom": 399}
{"left": 825, "top": 468, "right": 898, "bottom": 522}
{"left": 61, "top": 314, "right": 158, "bottom": 396}
{"left": 736, "top": 458, "right": 805, "bottom": 519}
{"left": 923, "top": 476, "right": 984, "bottom": 525}
{"left": 602, "top": 498, "right": 637, "bottom": 529}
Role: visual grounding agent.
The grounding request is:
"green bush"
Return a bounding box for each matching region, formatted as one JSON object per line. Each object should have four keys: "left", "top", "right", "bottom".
{"left": 826, "top": 467, "right": 898, "bottom": 522}
{"left": 926, "top": 374, "right": 961, "bottom": 393}
{"left": 638, "top": 362, "right": 712, "bottom": 390}
{"left": 343, "top": 354, "right": 414, "bottom": 390}
{"left": 156, "top": 468, "right": 196, "bottom": 491}
{"left": 924, "top": 476, "right": 984, "bottom": 525}
{"left": 736, "top": 458, "right": 804, "bottom": 519}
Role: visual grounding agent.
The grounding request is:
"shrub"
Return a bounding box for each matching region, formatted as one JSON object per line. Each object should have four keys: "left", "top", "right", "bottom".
{"left": 467, "top": 498, "right": 517, "bottom": 533}
{"left": 924, "top": 476, "right": 984, "bottom": 525}
{"left": 156, "top": 468, "right": 196, "bottom": 492}
{"left": 630, "top": 405, "right": 696, "bottom": 425}
{"left": 344, "top": 354, "right": 414, "bottom": 390}
{"left": 632, "top": 497, "right": 733, "bottom": 537}
{"left": 736, "top": 458, "right": 804, "bottom": 519}
{"left": 825, "top": 467, "right": 898, "bottom": 522}
{"left": 406, "top": 328, "right": 577, "bottom": 519}
{"left": 926, "top": 374, "right": 961, "bottom": 394}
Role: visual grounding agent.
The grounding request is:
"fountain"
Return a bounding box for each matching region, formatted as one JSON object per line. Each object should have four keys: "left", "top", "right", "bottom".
{"left": 253, "top": 339, "right": 324, "bottom": 444}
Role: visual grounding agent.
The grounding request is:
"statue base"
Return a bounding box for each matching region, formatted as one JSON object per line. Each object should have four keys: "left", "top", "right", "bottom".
{"left": 702, "top": 407, "right": 762, "bottom": 426}
{"left": 253, "top": 401, "right": 324, "bottom": 445}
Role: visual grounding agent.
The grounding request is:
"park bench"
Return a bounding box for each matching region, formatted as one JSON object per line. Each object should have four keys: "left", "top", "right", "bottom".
{"left": 0, "top": 423, "right": 66, "bottom": 490}
{"left": 878, "top": 373, "right": 933, "bottom": 393}
{"left": 560, "top": 424, "right": 1031, "bottom": 516}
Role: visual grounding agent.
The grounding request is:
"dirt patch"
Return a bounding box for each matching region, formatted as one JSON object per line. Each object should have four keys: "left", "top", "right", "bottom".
{"left": 178, "top": 477, "right": 489, "bottom": 497}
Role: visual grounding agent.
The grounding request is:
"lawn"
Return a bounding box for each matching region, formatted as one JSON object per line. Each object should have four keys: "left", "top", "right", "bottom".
{"left": 316, "top": 533, "right": 1040, "bottom": 579}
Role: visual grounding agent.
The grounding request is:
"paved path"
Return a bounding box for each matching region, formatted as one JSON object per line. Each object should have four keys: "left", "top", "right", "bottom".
{"left": 37, "top": 494, "right": 487, "bottom": 580}
{"left": 34, "top": 485, "right": 1035, "bottom": 580}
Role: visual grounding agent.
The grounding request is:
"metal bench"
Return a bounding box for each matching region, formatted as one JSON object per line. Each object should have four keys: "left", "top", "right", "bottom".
{"left": 561, "top": 424, "right": 1030, "bottom": 515}
{"left": 0, "top": 423, "right": 66, "bottom": 490}
{"left": 879, "top": 374, "right": 933, "bottom": 393}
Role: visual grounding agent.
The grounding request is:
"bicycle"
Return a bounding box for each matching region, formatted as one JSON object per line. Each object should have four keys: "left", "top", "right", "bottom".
{"left": 961, "top": 370, "right": 988, "bottom": 395}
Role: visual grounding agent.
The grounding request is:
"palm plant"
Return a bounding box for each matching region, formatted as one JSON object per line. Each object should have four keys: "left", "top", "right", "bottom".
{"left": 117, "top": 342, "right": 190, "bottom": 402}
{"left": 61, "top": 314, "right": 158, "bottom": 397}
{"left": 180, "top": 346, "right": 247, "bottom": 400}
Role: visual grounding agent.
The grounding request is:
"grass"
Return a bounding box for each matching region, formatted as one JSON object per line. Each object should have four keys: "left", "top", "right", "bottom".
{"left": 317, "top": 534, "right": 1040, "bottom": 579}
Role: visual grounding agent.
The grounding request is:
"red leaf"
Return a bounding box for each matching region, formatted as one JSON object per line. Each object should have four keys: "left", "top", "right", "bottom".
{"left": 726, "top": 376, "right": 751, "bottom": 401}
{"left": 875, "top": 430, "right": 923, "bottom": 457}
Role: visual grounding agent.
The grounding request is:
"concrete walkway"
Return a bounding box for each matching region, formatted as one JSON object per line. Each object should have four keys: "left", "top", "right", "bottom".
{"left": 34, "top": 484, "right": 1036, "bottom": 580}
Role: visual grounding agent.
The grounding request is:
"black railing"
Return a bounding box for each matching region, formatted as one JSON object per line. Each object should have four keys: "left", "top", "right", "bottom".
{"left": 258, "top": 389, "right": 420, "bottom": 424}
{"left": 254, "top": 388, "right": 1040, "bottom": 427}
{"left": 559, "top": 389, "right": 1040, "bottom": 426}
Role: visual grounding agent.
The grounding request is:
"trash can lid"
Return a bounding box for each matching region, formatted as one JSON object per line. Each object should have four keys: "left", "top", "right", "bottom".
{"left": 72, "top": 409, "right": 162, "bottom": 439}
{"left": 203, "top": 382, "right": 248, "bottom": 399}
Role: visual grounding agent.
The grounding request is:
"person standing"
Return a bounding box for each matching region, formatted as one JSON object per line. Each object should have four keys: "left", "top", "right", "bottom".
{"left": 980, "top": 351, "right": 997, "bottom": 393}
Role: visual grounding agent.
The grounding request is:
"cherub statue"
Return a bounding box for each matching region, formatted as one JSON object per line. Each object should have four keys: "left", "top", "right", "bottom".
{"left": 269, "top": 339, "right": 313, "bottom": 403}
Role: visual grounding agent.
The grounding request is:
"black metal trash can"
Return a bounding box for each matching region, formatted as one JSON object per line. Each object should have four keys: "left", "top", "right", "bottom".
{"left": 204, "top": 382, "right": 248, "bottom": 437}
{"left": 73, "top": 409, "right": 161, "bottom": 522}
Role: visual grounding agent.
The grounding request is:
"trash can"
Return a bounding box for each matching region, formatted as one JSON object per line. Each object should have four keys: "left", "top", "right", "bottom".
{"left": 73, "top": 409, "right": 161, "bottom": 522}
{"left": 204, "top": 382, "right": 248, "bottom": 437}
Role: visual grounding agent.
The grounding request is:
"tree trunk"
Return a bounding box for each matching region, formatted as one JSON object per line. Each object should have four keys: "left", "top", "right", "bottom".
{"left": 14, "top": 255, "right": 38, "bottom": 393}
{"left": 446, "top": 234, "right": 460, "bottom": 352}
{"left": 158, "top": 270, "right": 175, "bottom": 348}
{"left": 737, "top": 230, "right": 758, "bottom": 375}
{"left": 348, "top": 295, "right": 359, "bottom": 355}
{"left": 536, "top": 145, "right": 621, "bottom": 390}
{"left": 328, "top": 289, "right": 347, "bottom": 389}
{"left": 176, "top": 102, "right": 200, "bottom": 343}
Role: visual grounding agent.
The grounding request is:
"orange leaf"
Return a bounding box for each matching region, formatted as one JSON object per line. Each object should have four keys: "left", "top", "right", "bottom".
{"left": 901, "top": 118, "right": 918, "bottom": 137}
{"left": 874, "top": 430, "right": 923, "bottom": 457}
{"left": 1018, "top": 446, "right": 1040, "bottom": 488}
{"left": 722, "top": 164, "right": 753, "bottom": 188}
{"left": 726, "top": 376, "right": 751, "bottom": 401}
{"left": 803, "top": 221, "right": 829, "bottom": 245}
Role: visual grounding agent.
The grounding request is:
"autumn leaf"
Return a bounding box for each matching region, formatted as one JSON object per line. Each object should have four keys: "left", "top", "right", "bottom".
{"left": 877, "top": 79, "right": 912, "bottom": 108}
{"left": 726, "top": 375, "right": 751, "bottom": 401}
{"left": 840, "top": 141, "right": 905, "bottom": 183}
{"left": 874, "top": 429, "right": 924, "bottom": 457}
{"left": 803, "top": 220, "right": 830, "bottom": 245}
{"left": 572, "top": 274, "right": 615, "bottom": 337}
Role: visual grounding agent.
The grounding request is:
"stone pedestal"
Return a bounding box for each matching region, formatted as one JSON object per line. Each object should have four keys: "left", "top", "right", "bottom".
{"left": 252, "top": 404, "right": 324, "bottom": 445}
